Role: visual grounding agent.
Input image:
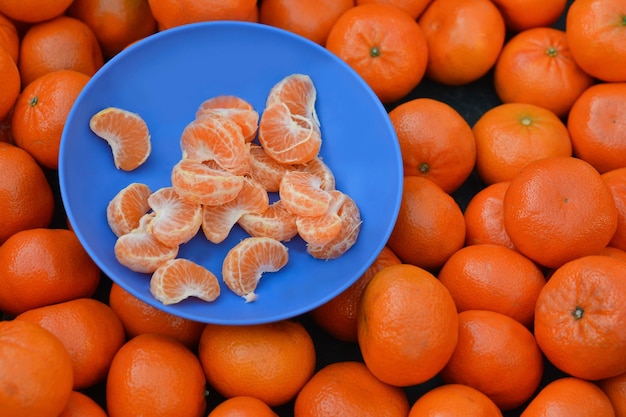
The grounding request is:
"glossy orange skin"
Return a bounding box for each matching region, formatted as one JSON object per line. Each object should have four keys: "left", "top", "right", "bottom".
{"left": 147, "top": 0, "right": 258, "bottom": 30}
{"left": 602, "top": 167, "right": 626, "bottom": 251}
{"left": 598, "top": 371, "right": 626, "bottom": 417}
{"left": 490, "top": 0, "right": 568, "bottom": 32}
{"left": 464, "top": 181, "right": 515, "bottom": 249}
{"left": 408, "top": 383, "right": 503, "bottom": 417}
{"left": 0, "top": 46, "right": 19, "bottom": 121}
{"left": 0, "top": 12, "right": 19, "bottom": 62}
{"left": 207, "top": 396, "right": 278, "bottom": 417}
{"left": 0, "top": 0, "right": 74, "bottom": 23}
{"left": 58, "top": 391, "right": 108, "bottom": 417}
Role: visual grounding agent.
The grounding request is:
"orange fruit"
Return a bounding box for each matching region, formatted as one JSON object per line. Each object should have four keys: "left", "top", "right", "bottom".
{"left": 106, "top": 333, "right": 207, "bottom": 417}
{"left": 0, "top": 11, "right": 20, "bottom": 63}
{"left": 294, "top": 156, "right": 335, "bottom": 191}
{"left": 114, "top": 214, "right": 179, "bottom": 273}
{"left": 438, "top": 244, "right": 546, "bottom": 327}
{"left": 0, "top": 228, "right": 101, "bottom": 317}
{"left": 567, "top": 82, "right": 626, "bottom": 174}
{"left": 388, "top": 97, "right": 476, "bottom": 194}
{"left": 0, "top": 142, "right": 55, "bottom": 245}
{"left": 520, "top": 377, "right": 616, "bottom": 417}
{"left": 472, "top": 102, "right": 573, "bottom": 185}
{"left": 196, "top": 96, "right": 259, "bottom": 143}
{"left": 237, "top": 200, "right": 298, "bottom": 242}
{"left": 89, "top": 106, "right": 152, "bottom": 171}
{"left": 305, "top": 191, "right": 362, "bottom": 260}
{"left": 387, "top": 176, "right": 466, "bottom": 271}
{"left": 221, "top": 236, "right": 289, "bottom": 302}
{"left": 494, "top": 27, "right": 595, "bottom": 118}
{"left": 109, "top": 282, "right": 206, "bottom": 349}
{"left": 0, "top": 45, "right": 19, "bottom": 122}
{"left": 67, "top": 0, "right": 157, "bottom": 58}
{"left": 310, "top": 245, "right": 402, "bottom": 342}
{"left": 463, "top": 181, "right": 515, "bottom": 249}
{"left": 198, "top": 320, "right": 316, "bottom": 407}
{"left": 294, "top": 361, "right": 410, "bottom": 417}
{"left": 150, "top": 258, "right": 221, "bottom": 305}
{"left": 534, "top": 255, "right": 626, "bottom": 381}
{"left": 326, "top": 3, "right": 428, "bottom": 104}
{"left": 15, "top": 298, "right": 126, "bottom": 389}
{"left": 201, "top": 176, "right": 269, "bottom": 244}
{"left": 602, "top": 167, "right": 626, "bottom": 251}
{"left": 147, "top": 186, "right": 203, "bottom": 247}
{"left": 107, "top": 182, "right": 152, "bottom": 237}
{"left": 408, "top": 383, "right": 503, "bottom": 417}
{"left": 247, "top": 144, "right": 293, "bottom": 192}
{"left": 503, "top": 156, "right": 618, "bottom": 269}
{"left": 490, "top": 0, "right": 567, "bottom": 32}
{"left": 566, "top": 0, "right": 626, "bottom": 82}
{"left": 171, "top": 159, "right": 245, "bottom": 206}
{"left": 12, "top": 69, "right": 90, "bottom": 170}
{"left": 279, "top": 171, "right": 332, "bottom": 217}
{"left": 600, "top": 246, "right": 626, "bottom": 263}
{"left": 207, "top": 396, "right": 278, "bottom": 417}
{"left": 357, "top": 263, "right": 459, "bottom": 386}
{"left": 296, "top": 190, "right": 347, "bottom": 246}
{"left": 418, "top": 0, "right": 506, "bottom": 86}
{"left": 18, "top": 16, "right": 103, "bottom": 87}
{"left": 266, "top": 73, "right": 320, "bottom": 122}
{"left": 259, "top": 0, "right": 354, "bottom": 46}
{"left": 354, "top": 0, "right": 432, "bottom": 19}
{"left": 598, "top": 371, "right": 626, "bottom": 417}
{"left": 58, "top": 390, "right": 108, "bottom": 417}
{"left": 147, "top": 0, "right": 258, "bottom": 30}
{"left": 440, "top": 309, "right": 544, "bottom": 411}
{"left": 0, "top": 0, "right": 74, "bottom": 23}
{"left": 0, "top": 320, "right": 74, "bottom": 417}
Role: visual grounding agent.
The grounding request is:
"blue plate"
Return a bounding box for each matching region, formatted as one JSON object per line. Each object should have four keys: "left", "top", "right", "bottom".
{"left": 59, "top": 21, "right": 402, "bottom": 325}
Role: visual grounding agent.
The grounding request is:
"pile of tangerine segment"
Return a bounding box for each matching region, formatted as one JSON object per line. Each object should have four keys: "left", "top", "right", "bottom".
{"left": 89, "top": 74, "right": 362, "bottom": 304}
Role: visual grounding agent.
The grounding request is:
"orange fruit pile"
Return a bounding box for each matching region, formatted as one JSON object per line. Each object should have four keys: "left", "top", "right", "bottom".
{"left": 1, "top": 1, "right": 626, "bottom": 416}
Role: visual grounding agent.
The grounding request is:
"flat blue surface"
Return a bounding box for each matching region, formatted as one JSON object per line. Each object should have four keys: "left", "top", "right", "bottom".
{"left": 59, "top": 21, "right": 402, "bottom": 325}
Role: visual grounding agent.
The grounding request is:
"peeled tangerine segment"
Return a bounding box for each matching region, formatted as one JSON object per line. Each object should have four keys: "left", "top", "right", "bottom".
{"left": 307, "top": 193, "right": 362, "bottom": 260}
{"left": 107, "top": 182, "right": 152, "bottom": 237}
{"left": 266, "top": 73, "right": 320, "bottom": 126}
{"left": 279, "top": 170, "right": 332, "bottom": 217}
{"left": 114, "top": 215, "right": 179, "bottom": 273}
{"left": 171, "top": 159, "right": 244, "bottom": 206}
{"left": 238, "top": 200, "right": 298, "bottom": 242}
{"left": 150, "top": 258, "right": 221, "bottom": 305}
{"left": 89, "top": 107, "right": 151, "bottom": 171}
{"left": 201, "top": 177, "right": 269, "bottom": 244}
{"left": 147, "top": 187, "right": 202, "bottom": 247}
{"left": 222, "top": 237, "right": 289, "bottom": 303}
{"left": 296, "top": 190, "right": 345, "bottom": 246}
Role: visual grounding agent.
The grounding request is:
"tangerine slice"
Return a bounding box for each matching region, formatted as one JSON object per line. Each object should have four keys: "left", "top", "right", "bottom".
{"left": 296, "top": 190, "right": 345, "bottom": 246}
{"left": 222, "top": 237, "right": 289, "bottom": 302}
{"left": 89, "top": 107, "right": 151, "bottom": 171}
{"left": 294, "top": 156, "right": 336, "bottom": 191}
{"left": 238, "top": 200, "right": 299, "bottom": 242}
{"left": 258, "top": 101, "right": 322, "bottom": 165}
{"left": 201, "top": 177, "right": 270, "bottom": 244}
{"left": 307, "top": 193, "right": 362, "bottom": 260}
{"left": 114, "top": 215, "right": 179, "bottom": 273}
{"left": 196, "top": 95, "right": 254, "bottom": 113}
{"left": 171, "top": 159, "right": 244, "bottom": 206}
{"left": 266, "top": 73, "right": 320, "bottom": 127}
{"left": 180, "top": 113, "right": 249, "bottom": 171}
{"left": 279, "top": 170, "right": 332, "bottom": 217}
{"left": 150, "top": 258, "right": 221, "bottom": 305}
{"left": 147, "top": 187, "right": 202, "bottom": 247}
{"left": 107, "top": 182, "right": 152, "bottom": 237}
{"left": 247, "top": 144, "right": 294, "bottom": 192}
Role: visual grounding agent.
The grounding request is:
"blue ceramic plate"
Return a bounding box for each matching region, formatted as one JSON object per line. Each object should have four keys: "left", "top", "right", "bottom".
{"left": 59, "top": 21, "right": 402, "bottom": 325}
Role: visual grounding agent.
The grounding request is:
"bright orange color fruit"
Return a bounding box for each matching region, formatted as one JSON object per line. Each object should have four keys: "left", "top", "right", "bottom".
{"left": 0, "top": 319, "right": 74, "bottom": 417}
{"left": 147, "top": 0, "right": 259, "bottom": 30}
{"left": 490, "top": 0, "right": 568, "bottom": 32}
{"left": 279, "top": 170, "right": 331, "bottom": 217}
{"left": 0, "top": 228, "right": 101, "bottom": 317}
{"left": 357, "top": 263, "right": 459, "bottom": 386}
{"left": 438, "top": 244, "right": 546, "bottom": 327}
{"left": 418, "top": 0, "right": 506, "bottom": 86}
{"left": 0, "top": 0, "right": 74, "bottom": 23}
{"left": 147, "top": 186, "right": 202, "bottom": 247}
{"left": 326, "top": 3, "right": 428, "bottom": 104}
{"left": 171, "top": 159, "right": 245, "bottom": 206}
{"left": 150, "top": 258, "right": 221, "bottom": 305}
{"left": 0, "top": 12, "right": 19, "bottom": 63}
{"left": 355, "top": 0, "right": 432, "bottom": 19}
{"left": 15, "top": 297, "right": 126, "bottom": 389}
{"left": 602, "top": 167, "right": 626, "bottom": 251}
{"left": 107, "top": 182, "right": 152, "bottom": 237}
{"left": 440, "top": 309, "right": 544, "bottom": 410}
{"left": 106, "top": 333, "right": 207, "bottom": 417}
{"left": 534, "top": 255, "right": 626, "bottom": 381}
{"left": 0, "top": 142, "right": 55, "bottom": 245}
{"left": 598, "top": 371, "right": 626, "bottom": 417}
{"left": 472, "top": 102, "right": 572, "bottom": 185}
{"left": 388, "top": 97, "right": 476, "bottom": 193}
{"left": 520, "top": 377, "right": 616, "bottom": 417}
{"left": 198, "top": 320, "right": 316, "bottom": 407}
{"left": 12, "top": 69, "right": 91, "bottom": 170}
{"left": 463, "top": 181, "right": 515, "bottom": 249}
{"left": 408, "top": 383, "right": 503, "bottom": 417}
{"left": 90, "top": 106, "right": 152, "bottom": 171}
{"left": 237, "top": 200, "right": 298, "bottom": 242}
{"left": 502, "top": 156, "right": 618, "bottom": 269}
{"left": 221, "top": 236, "right": 289, "bottom": 302}
{"left": 0, "top": 46, "right": 19, "bottom": 121}
{"left": 294, "top": 361, "right": 410, "bottom": 417}
{"left": 207, "top": 396, "right": 278, "bottom": 417}
{"left": 494, "top": 27, "right": 595, "bottom": 118}
{"left": 196, "top": 95, "right": 259, "bottom": 143}
{"left": 58, "top": 390, "right": 108, "bottom": 417}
